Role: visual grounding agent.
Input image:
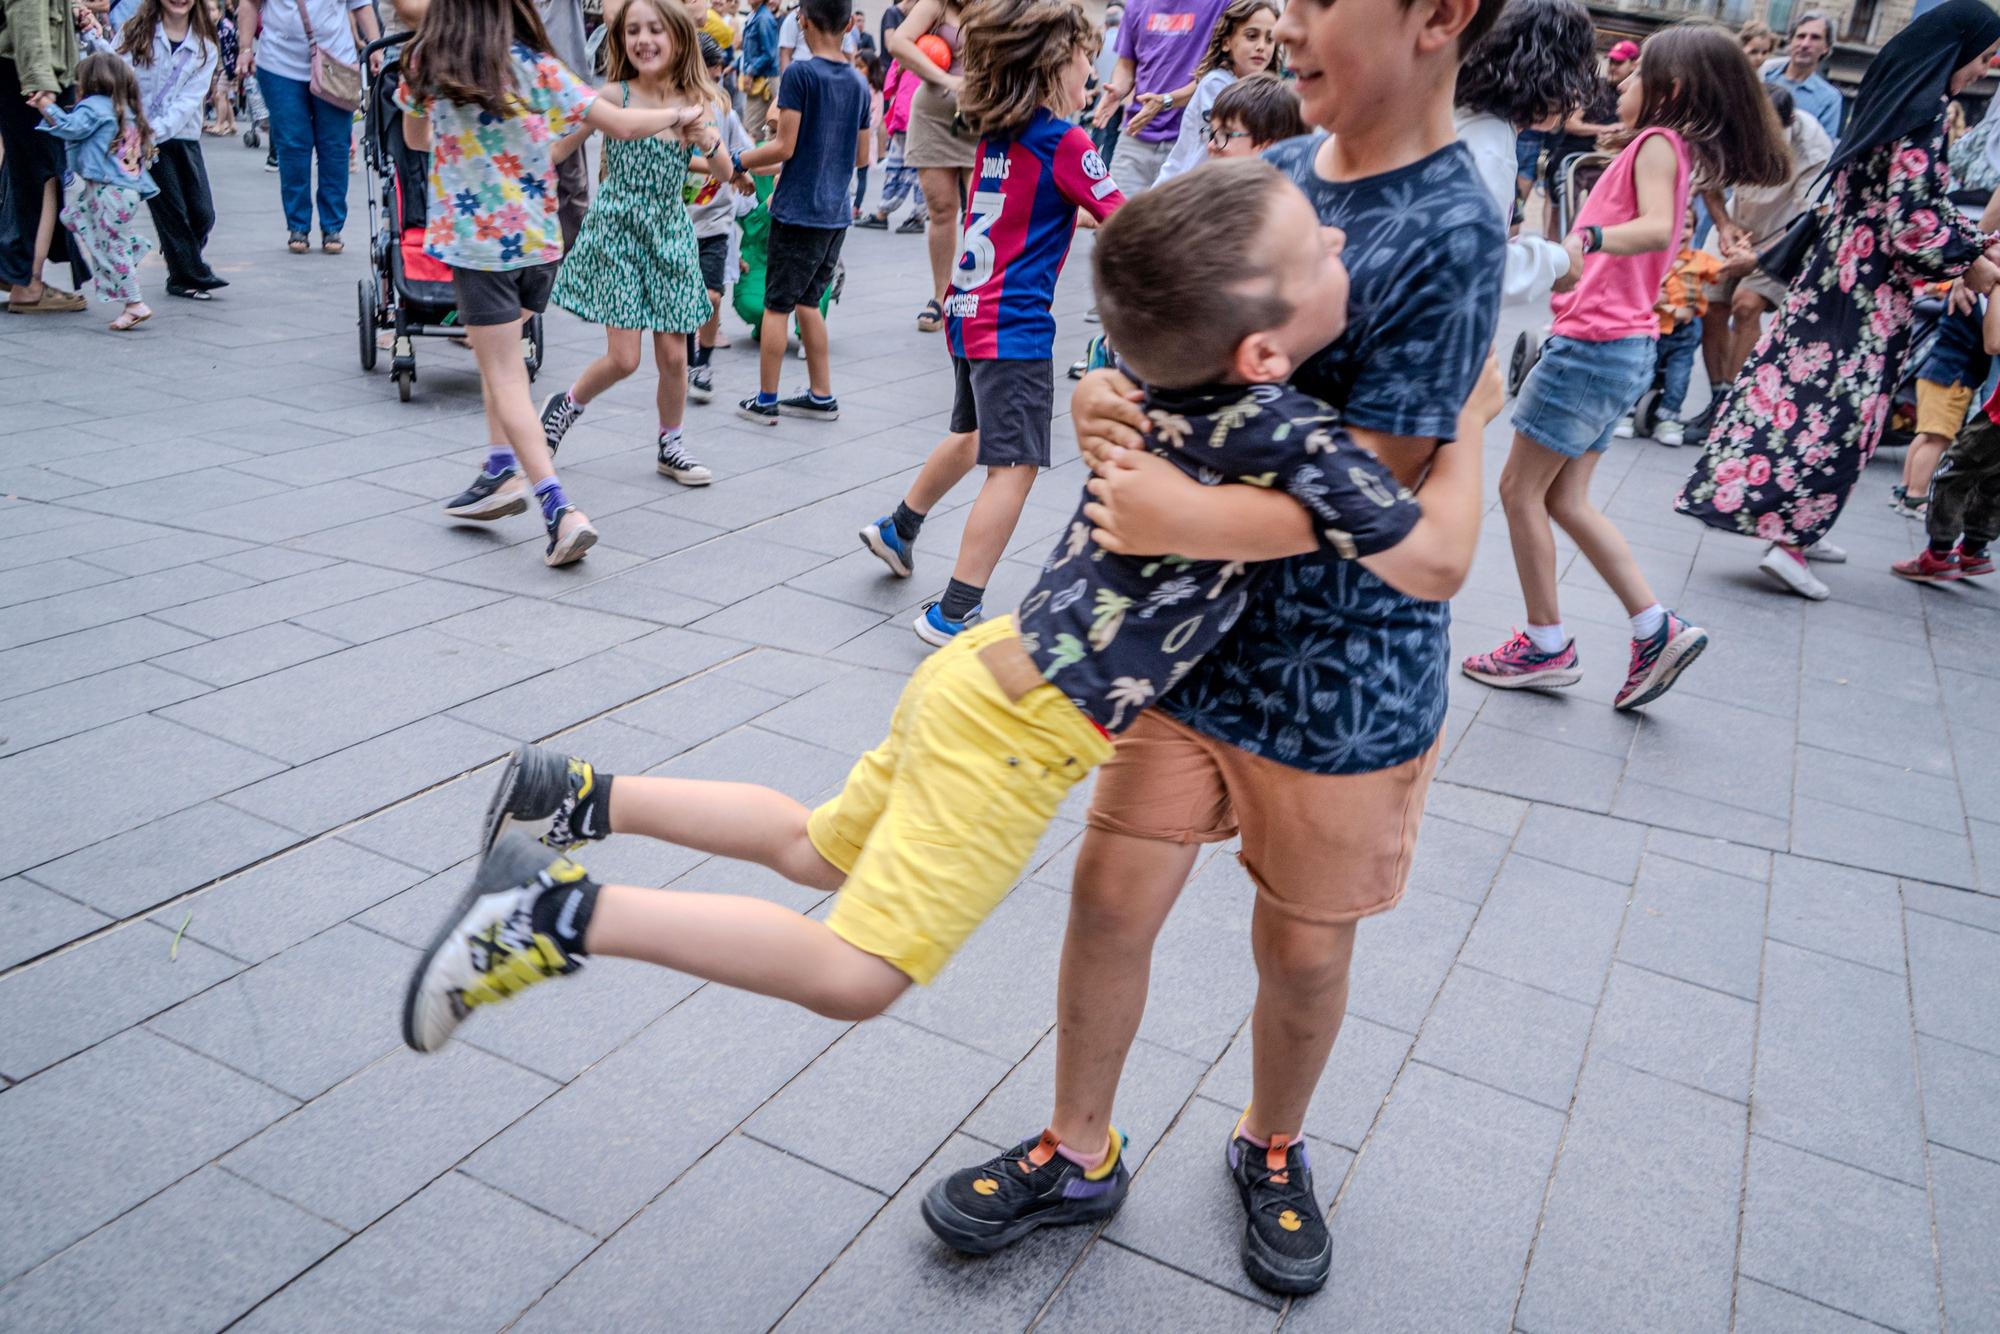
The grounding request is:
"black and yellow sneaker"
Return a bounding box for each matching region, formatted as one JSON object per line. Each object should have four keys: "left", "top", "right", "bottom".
{"left": 482, "top": 743, "right": 610, "bottom": 854}
{"left": 402, "top": 833, "right": 592, "bottom": 1053}
{"left": 1227, "top": 1115, "right": 1331, "bottom": 1295}
{"left": 922, "top": 1128, "right": 1130, "bottom": 1255}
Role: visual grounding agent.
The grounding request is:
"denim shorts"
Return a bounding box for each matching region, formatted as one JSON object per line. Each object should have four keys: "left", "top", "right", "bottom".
{"left": 1513, "top": 334, "right": 1656, "bottom": 458}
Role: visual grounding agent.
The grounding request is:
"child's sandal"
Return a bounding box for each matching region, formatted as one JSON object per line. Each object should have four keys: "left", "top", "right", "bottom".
{"left": 109, "top": 306, "right": 152, "bottom": 332}
{"left": 915, "top": 298, "right": 944, "bottom": 333}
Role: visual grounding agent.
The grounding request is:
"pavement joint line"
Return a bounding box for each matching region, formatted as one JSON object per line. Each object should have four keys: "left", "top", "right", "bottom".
{"left": 1899, "top": 890, "right": 1953, "bottom": 1332}
{"left": 1764, "top": 931, "right": 1907, "bottom": 979}
{"left": 1735, "top": 1273, "right": 1908, "bottom": 1332}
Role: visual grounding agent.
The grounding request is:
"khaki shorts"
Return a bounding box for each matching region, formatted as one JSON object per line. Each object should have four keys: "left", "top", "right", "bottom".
{"left": 1706, "top": 271, "right": 1787, "bottom": 314}
{"left": 1917, "top": 379, "right": 1977, "bottom": 439}
{"left": 1085, "top": 711, "right": 1441, "bottom": 925}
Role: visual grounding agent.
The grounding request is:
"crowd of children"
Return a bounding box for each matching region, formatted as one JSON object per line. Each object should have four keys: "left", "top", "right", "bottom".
{"left": 16, "top": 0, "right": 1996, "bottom": 1300}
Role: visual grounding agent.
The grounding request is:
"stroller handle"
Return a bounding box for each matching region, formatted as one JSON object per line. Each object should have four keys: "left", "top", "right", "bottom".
{"left": 363, "top": 31, "right": 412, "bottom": 62}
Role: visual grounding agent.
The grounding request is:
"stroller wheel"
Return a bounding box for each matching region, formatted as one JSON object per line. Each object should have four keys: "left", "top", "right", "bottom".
{"left": 395, "top": 368, "right": 414, "bottom": 402}
{"left": 1507, "top": 329, "right": 1542, "bottom": 398}
{"left": 1632, "top": 387, "right": 1664, "bottom": 439}
{"left": 357, "top": 279, "right": 378, "bottom": 372}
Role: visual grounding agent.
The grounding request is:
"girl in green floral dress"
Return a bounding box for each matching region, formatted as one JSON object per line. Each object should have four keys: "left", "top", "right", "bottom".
{"left": 543, "top": 0, "right": 732, "bottom": 485}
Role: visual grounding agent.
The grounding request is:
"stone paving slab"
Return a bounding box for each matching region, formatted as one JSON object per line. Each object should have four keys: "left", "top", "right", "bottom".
{"left": 3, "top": 133, "right": 1999, "bottom": 1334}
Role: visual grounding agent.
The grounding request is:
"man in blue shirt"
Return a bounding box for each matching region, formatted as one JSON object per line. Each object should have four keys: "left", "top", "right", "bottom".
{"left": 741, "top": 0, "right": 781, "bottom": 131}
{"left": 1761, "top": 11, "right": 1843, "bottom": 143}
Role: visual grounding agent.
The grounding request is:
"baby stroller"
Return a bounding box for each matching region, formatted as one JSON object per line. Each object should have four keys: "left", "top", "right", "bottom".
{"left": 1507, "top": 150, "right": 1612, "bottom": 397}
{"left": 355, "top": 34, "right": 544, "bottom": 402}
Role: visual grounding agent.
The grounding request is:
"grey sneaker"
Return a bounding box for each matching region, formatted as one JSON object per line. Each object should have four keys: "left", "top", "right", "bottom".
{"left": 481, "top": 743, "right": 608, "bottom": 854}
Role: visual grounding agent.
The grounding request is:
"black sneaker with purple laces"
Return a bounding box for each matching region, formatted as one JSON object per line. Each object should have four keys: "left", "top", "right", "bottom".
{"left": 923, "top": 1129, "right": 1130, "bottom": 1254}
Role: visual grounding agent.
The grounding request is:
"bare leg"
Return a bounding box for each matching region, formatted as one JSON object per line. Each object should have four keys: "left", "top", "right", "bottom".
{"left": 569, "top": 327, "right": 644, "bottom": 405}
{"left": 9, "top": 179, "right": 60, "bottom": 303}
{"left": 1545, "top": 450, "right": 1659, "bottom": 616}
{"left": 1726, "top": 291, "right": 1770, "bottom": 383}
{"left": 757, "top": 308, "right": 789, "bottom": 395}
{"left": 1700, "top": 302, "right": 1734, "bottom": 387}
{"left": 1048, "top": 830, "right": 1199, "bottom": 1155}
{"left": 1496, "top": 434, "right": 1573, "bottom": 627}
{"left": 951, "top": 465, "right": 1037, "bottom": 587}
{"left": 608, "top": 773, "right": 846, "bottom": 892}
{"left": 1905, "top": 430, "right": 1950, "bottom": 501}
{"left": 795, "top": 304, "right": 831, "bottom": 398}
{"left": 467, "top": 317, "right": 578, "bottom": 532}
{"left": 586, "top": 885, "right": 909, "bottom": 1020}
{"left": 905, "top": 431, "right": 980, "bottom": 513}
{"left": 1244, "top": 911, "right": 1357, "bottom": 1141}
{"left": 651, "top": 329, "right": 689, "bottom": 429}
{"left": 918, "top": 166, "right": 963, "bottom": 304}
{"left": 698, "top": 289, "right": 723, "bottom": 350}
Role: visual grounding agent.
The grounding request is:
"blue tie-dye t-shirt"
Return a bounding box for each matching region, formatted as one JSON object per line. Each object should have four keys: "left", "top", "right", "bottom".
{"left": 1159, "top": 134, "right": 1504, "bottom": 775}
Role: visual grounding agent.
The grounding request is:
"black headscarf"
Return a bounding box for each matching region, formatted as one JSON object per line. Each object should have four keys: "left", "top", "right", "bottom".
{"left": 1828, "top": 0, "right": 2000, "bottom": 174}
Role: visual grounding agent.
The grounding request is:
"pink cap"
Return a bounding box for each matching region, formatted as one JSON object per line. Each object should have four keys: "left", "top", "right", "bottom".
{"left": 1608, "top": 39, "right": 1640, "bottom": 61}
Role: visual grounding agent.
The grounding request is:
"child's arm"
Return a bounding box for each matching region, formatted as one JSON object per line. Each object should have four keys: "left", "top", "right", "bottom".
{"left": 738, "top": 106, "right": 799, "bottom": 170}
{"left": 36, "top": 101, "right": 108, "bottom": 140}
{"left": 1586, "top": 134, "right": 1680, "bottom": 256}
{"left": 584, "top": 97, "right": 703, "bottom": 140}
{"left": 548, "top": 124, "right": 589, "bottom": 163}
{"left": 402, "top": 109, "right": 431, "bottom": 152}
{"left": 1084, "top": 358, "right": 1502, "bottom": 601}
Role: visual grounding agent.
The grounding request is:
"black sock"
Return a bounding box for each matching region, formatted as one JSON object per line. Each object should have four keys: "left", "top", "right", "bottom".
{"left": 692, "top": 341, "right": 713, "bottom": 368}
{"left": 1967, "top": 543, "right": 1990, "bottom": 559}
{"left": 574, "top": 771, "right": 616, "bottom": 841}
{"left": 1931, "top": 538, "right": 1958, "bottom": 557}
{"left": 940, "top": 577, "right": 984, "bottom": 622}
{"left": 530, "top": 874, "right": 599, "bottom": 957}
{"left": 892, "top": 500, "right": 926, "bottom": 543}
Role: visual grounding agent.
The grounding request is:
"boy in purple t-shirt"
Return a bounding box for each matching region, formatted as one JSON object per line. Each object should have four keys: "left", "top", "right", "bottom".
{"left": 1090, "top": 0, "right": 1229, "bottom": 196}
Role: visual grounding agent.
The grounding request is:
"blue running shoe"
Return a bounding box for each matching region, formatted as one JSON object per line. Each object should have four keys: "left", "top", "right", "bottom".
{"left": 860, "top": 516, "right": 915, "bottom": 578}
{"left": 915, "top": 600, "right": 980, "bottom": 647}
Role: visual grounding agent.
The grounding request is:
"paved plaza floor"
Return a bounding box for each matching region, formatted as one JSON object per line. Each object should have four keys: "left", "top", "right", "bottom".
{"left": 3, "top": 140, "right": 1999, "bottom": 1333}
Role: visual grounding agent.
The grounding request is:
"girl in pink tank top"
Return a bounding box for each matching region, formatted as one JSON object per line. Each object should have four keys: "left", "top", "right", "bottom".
{"left": 1464, "top": 24, "right": 1789, "bottom": 712}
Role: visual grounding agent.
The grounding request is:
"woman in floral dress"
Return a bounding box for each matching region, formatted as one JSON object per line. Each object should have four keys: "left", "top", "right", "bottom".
{"left": 1678, "top": 0, "right": 2000, "bottom": 600}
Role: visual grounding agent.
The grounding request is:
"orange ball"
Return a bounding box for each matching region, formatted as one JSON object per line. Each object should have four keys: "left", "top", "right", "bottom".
{"left": 916, "top": 33, "right": 953, "bottom": 71}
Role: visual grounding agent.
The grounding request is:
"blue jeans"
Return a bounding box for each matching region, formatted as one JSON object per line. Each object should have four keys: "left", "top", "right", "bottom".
{"left": 1659, "top": 318, "right": 1701, "bottom": 420}
{"left": 256, "top": 69, "right": 350, "bottom": 236}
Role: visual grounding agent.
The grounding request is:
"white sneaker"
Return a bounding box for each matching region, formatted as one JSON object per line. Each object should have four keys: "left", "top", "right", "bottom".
{"left": 1613, "top": 416, "right": 1637, "bottom": 440}
{"left": 1653, "top": 419, "right": 1685, "bottom": 447}
{"left": 1804, "top": 541, "right": 1847, "bottom": 564}
{"left": 1758, "top": 545, "right": 1830, "bottom": 600}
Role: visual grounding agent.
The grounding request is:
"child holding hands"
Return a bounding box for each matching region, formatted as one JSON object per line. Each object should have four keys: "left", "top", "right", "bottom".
{"left": 39, "top": 53, "right": 158, "bottom": 331}
{"left": 402, "top": 0, "right": 711, "bottom": 565}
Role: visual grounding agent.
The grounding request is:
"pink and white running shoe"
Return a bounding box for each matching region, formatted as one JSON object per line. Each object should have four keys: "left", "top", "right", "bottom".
{"left": 1461, "top": 631, "right": 1583, "bottom": 691}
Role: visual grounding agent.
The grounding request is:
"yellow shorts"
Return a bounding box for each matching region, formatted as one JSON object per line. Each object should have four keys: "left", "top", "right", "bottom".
{"left": 808, "top": 616, "right": 1113, "bottom": 984}
{"left": 1917, "top": 379, "right": 1976, "bottom": 439}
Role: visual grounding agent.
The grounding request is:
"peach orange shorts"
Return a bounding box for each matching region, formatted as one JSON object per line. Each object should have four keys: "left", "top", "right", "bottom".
{"left": 1085, "top": 711, "right": 1441, "bottom": 925}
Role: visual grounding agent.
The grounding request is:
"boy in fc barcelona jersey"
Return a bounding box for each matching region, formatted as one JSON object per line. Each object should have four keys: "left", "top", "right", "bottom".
{"left": 857, "top": 1, "right": 1124, "bottom": 647}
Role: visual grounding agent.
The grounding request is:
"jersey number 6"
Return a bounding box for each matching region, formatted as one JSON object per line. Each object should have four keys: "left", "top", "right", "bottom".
{"left": 956, "top": 188, "right": 1009, "bottom": 289}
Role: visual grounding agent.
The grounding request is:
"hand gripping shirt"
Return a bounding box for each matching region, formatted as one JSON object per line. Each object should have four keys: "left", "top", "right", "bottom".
{"left": 1018, "top": 382, "right": 1422, "bottom": 733}
{"left": 945, "top": 108, "right": 1124, "bottom": 361}
{"left": 396, "top": 44, "right": 596, "bottom": 271}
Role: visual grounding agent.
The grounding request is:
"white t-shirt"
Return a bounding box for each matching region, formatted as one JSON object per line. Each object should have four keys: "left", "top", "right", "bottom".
{"left": 253, "top": 0, "right": 370, "bottom": 82}
{"left": 778, "top": 12, "right": 858, "bottom": 58}
{"left": 1154, "top": 67, "right": 1233, "bottom": 185}
{"left": 1452, "top": 108, "right": 1568, "bottom": 309}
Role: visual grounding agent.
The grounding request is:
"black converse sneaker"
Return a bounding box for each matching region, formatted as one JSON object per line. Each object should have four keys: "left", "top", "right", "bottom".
{"left": 657, "top": 434, "right": 714, "bottom": 486}
{"left": 1227, "top": 1117, "right": 1332, "bottom": 1295}
{"left": 403, "top": 833, "right": 590, "bottom": 1053}
{"left": 777, "top": 392, "right": 839, "bottom": 421}
{"left": 443, "top": 466, "right": 529, "bottom": 520}
{"left": 483, "top": 744, "right": 609, "bottom": 854}
{"left": 540, "top": 391, "right": 584, "bottom": 453}
{"left": 922, "top": 1129, "right": 1130, "bottom": 1255}
{"left": 688, "top": 363, "right": 714, "bottom": 404}
{"left": 737, "top": 395, "right": 780, "bottom": 426}
{"left": 543, "top": 505, "right": 597, "bottom": 567}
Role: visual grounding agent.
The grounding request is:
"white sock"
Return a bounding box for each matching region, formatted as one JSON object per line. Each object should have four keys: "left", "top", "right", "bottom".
{"left": 660, "top": 425, "right": 682, "bottom": 443}
{"left": 1525, "top": 622, "right": 1567, "bottom": 654}
{"left": 1630, "top": 603, "right": 1666, "bottom": 639}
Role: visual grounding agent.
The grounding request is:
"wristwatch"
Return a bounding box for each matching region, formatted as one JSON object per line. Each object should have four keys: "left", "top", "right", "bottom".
{"left": 1581, "top": 225, "right": 1605, "bottom": 254}
{"left": 1160, "top": 91, "right": 1176, "bottom": 109}
{"left": 730, "top": 149, "right": 745, "bottom": 175}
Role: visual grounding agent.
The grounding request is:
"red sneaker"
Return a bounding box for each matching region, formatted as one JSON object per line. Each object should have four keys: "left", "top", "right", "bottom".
{"left": 1956, "top": 545, "right": 1994, "bottom": 577}
{"left": 1891, "top": 549, "right": 1963, "bottom": 583}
